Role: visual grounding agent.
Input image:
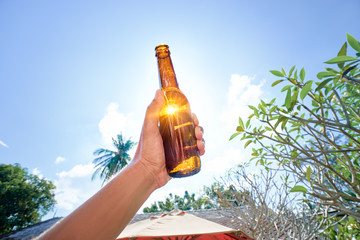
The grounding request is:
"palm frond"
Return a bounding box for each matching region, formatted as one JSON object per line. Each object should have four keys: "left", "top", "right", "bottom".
{"left": 91, "top": 133, "right": 137, "bottom": 184}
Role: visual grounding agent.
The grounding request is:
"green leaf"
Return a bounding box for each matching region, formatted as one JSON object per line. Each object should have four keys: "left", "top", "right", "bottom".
{"left": 337, "top": 42, "right": 347, "bottom": 69}
{"left": 229, "top": 132, "right": 241, "bottom": 140}
{"left": 293, "top": 70, "right": 298, "bottom": 80}
{"left": 270, "top": 70, "right": 285, "bottom": 77}
{"left": 300, "top": 81, "right": 313, "bottom": 100}
{"left": 317, "top": 71, "right": 335, "bottom": 80}
{"left": 248, "top": 105, "right": 257, "bottom": 112}
{"left": 337, "top": 42, "right": 347, "bottom": 56}
{"left": 236, "top": 126, "right": 244, "bottom": 132}
{"left": 281, "top": 68, "right": 286, "bottom": 76}
{"left": 285, "top": 88, "right": 292, "bottom": 109}
{"left": 347, "top": 33, "right": 360, "bottom": 52}
{"left": 238, "top": 117, "right": 245, "bottom": 129}
{"left": 291, "top": 88, "right": 299, "bottom": 108}
{"left": 246, "top": 119, "right": 251, "bottom": 128}
{"left": 343, "top": 64, "right": 357, "bottom": 76}
{"left": 290, "top": 185, "right": 308, "bottom": 193}
{"left": 324, "top": 55, "right": 357, "bottom": 64}
{"left": 239, "top": 117, "right": 245, "bottom": 129}
{"left": 315, "top": 78, "right": 332, "bottom": 92}
{"left": 271, "top": 79, "right": 284, "bottom": 87}
{"left": 281, "top": 85, "right": 292, "bottom": 92}
{"left": 325, "top": 67, "right": 339, "bottom": 74}
{"left": 300, "top": 67, "right": 305, "bottom": 81}
{"left": 260, "top": 158, "right": 264, "bottom": 165}
{"left": 258, "top": 104, "right": 266, "bottom": 114}
{"left": 244, "top": 140, "right": 252, "bottom": 148}
{"left": 274, "top": 116, "right": 287, "bottom": 130}
{"left": 306, "top": 166, "right": 311, "bottom": 181}
{"left": 289, "top": 65, "right": 296, "bottom": 77}
{"left": 281, "top": 118, "right": 288, "bottom": 130}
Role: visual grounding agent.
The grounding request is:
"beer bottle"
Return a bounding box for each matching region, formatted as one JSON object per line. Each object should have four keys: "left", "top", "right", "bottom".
{"left": 155, "top": 44, "right": 201, "bottom": 178}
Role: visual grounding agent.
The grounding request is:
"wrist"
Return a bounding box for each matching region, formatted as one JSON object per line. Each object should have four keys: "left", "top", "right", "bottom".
{"left": 131, "top": 157, "right": 159, "bottom": 192}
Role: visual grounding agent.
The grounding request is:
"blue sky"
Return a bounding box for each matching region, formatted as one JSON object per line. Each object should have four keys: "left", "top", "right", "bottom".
{"left": 1, "top": 0, "right": 359, "bottom": 219}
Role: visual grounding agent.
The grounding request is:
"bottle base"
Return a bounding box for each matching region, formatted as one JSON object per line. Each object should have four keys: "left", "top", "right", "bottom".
{"left": 167, "top": 156, "right": 201, "bottom": 178}
{"left": 168, "top": 167, "right": 200, "bottom": 178}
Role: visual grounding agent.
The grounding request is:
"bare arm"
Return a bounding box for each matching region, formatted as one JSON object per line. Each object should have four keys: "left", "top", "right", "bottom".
{"left": 39, "top": 90, "right": 205, "bottom": 240}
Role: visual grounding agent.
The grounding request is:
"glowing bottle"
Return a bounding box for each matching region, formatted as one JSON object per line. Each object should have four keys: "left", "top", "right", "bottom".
{"left": 155, "top": 44, "right": 201, "bottom": 178}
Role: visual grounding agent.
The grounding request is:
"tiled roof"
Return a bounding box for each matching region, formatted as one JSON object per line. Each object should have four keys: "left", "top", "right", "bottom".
{"left": 0, "top": 217, "right": 62, "bottom": 240}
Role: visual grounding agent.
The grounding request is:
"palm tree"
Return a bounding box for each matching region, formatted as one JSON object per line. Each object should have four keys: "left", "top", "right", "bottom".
{"left": 92, "top": 133, "right": 136, "bottom": 185}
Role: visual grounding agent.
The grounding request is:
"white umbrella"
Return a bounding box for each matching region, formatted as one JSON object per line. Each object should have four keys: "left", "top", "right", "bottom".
{"left": 117, "top": 211, "right": 253, "bottom": 240}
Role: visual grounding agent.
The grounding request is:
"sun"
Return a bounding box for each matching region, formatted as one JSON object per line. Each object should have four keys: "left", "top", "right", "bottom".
{"left": 165, "top": 105, "right": 177, "bottom": 115}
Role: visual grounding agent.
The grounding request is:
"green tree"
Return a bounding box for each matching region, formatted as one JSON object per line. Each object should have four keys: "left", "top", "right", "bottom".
{"left": 0, "top": 164, "right": 56, "bottom": 235}
{"left": 231, "top": 33, "right": 360, "bottom": 234}
{"left": 202, "top": 182, "right": 252, "bottom": 208}
{"left": 143, "top": 190, "right": 217, "bottom": 213}
{"left": 92, "top": 133, "right": 136, "bottom": 185}
{"left": 321, "top": 215, "right": 360, "bottom": 239}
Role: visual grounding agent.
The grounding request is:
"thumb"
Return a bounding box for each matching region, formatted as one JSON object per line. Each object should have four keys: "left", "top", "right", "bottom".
{"left": 144, "top": 90, "right": 165, "bottom": 128}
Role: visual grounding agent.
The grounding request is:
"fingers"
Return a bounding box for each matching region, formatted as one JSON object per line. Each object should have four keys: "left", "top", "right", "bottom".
{"left": 193, "top": 114, "right": 205, "bottom": 156}
{"left": 192, "top": 113, "right": 199, "bottom": 127}
{"left": 197, "top": 139, "right": 205, "bottom": 156}
{"left": 195, "top": 125, "right": 203, "bottom": 140}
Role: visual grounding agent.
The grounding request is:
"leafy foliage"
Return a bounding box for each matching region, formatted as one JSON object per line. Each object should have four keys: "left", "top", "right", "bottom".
{"left": 216, "top": 165, "right": 324, "bottom": 239}
{"left": 92, "top": 133, "right": 136, "bottom": 185}
{"left": 231, "top": 33, "right": 360, "bottom": 232}
{"left": 142, "top": 190, "right": 217, "bottom": 213}
{"left": 321, "top": 215, "right": 360, "bottom": 239}
{"left": 0, "top": 164, "right": 56, "bottom": 235}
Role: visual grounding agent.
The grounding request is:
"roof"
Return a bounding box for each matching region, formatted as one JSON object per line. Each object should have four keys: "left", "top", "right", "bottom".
{"left": 0, "top": 209, "right": 251, "bottom": 240}
{"left": 0, "top": 217, "right": 62, "bottom": 240}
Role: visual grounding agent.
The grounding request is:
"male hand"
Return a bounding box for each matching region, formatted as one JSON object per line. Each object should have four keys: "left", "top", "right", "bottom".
{"left": 133, "top": 90, "right": 205, "bottom": 189}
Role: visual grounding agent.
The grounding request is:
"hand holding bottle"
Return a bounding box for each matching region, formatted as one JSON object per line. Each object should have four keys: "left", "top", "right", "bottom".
{"left": 132, "top": 89, "right": 205, "bottom": 189}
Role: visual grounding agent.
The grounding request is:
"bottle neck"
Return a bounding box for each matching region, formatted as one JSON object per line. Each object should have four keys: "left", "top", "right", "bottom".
{"left": 155, "top": 45, "right": 179, "bottom": 89}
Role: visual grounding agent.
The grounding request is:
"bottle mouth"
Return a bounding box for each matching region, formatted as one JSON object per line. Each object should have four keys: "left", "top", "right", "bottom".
{"left": 155, "top": 44, "right": 169, "bottom": 51}
{"left": 155, "top": 44, "right": 170, "bottom": 58}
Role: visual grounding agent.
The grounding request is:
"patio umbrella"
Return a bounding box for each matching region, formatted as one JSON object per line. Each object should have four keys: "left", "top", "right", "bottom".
{"left": 117, "top": 211, "right": 253, "bottom": 240}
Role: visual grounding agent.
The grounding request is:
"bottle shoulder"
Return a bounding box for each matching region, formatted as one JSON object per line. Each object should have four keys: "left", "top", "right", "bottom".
{"left": 163, "top": 88, "right": 188, "bottom": 102}
{"left": 162, "top": 87, "right": 182, "bottom": 94}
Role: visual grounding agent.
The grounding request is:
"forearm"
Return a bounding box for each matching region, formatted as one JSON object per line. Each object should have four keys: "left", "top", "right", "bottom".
{"left": 39, "top": 159, "right": 156, "bottom": 240}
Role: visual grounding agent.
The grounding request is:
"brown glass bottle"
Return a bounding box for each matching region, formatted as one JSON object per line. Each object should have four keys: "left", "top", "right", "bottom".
{"left": 155, "top": 44, "right": 201, "bottom": 178}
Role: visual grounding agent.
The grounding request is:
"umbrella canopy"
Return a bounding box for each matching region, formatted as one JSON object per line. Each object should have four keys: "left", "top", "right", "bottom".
{"left": 117, "top": 211, "right": 253, "bottom": 240}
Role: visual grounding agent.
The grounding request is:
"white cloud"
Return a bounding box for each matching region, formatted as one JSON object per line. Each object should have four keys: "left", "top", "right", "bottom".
{"left": 55, "top": 156, "right": 66, "bottom": 164}
{"left": 98, "top": 103, "right": 138, "bottom": 146}
{"left": 56, "top": 163, "right": 95, "bottom": 178}
{"left": 54, "top": 178, "right": 82, "bottom": 211}
{"left": 221, "top": 74, "right": 264, "bottom": 130}
{"left": 54, "top": 163, "right": 100, "bottom": 212}
{"left": 0, "top": 140, "right": 9, "bottom": 148}
{"left": 199, "top": 74, "right": 265, "bottom": 179}
{"left": 202, "top": 147, "right": 245, "bottom": 176}
{"left": 32, "top": 168, "right": 44, "bottom": 179}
